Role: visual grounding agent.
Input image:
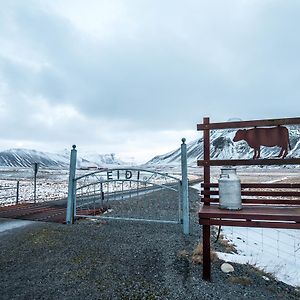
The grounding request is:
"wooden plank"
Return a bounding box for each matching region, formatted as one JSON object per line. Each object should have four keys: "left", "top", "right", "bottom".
{"left": 202, "top": 183, "right": 300, "bottom": 189}
{"left": 198, "top": 158, "right": 300, "bottom": 167}
{"left": 198, "top": 206, "right": 300, "bottom": 221}
{"left": 202, "top": 117, "right": 211, "bottom": 281}
{"left": 197, "top": 117, "right": 300, "bottom": 130}
{"left": 201, "top": 190, "right": 300, "bottom": 197}
{"left": 199, "top": 218, "right": 300, "bottom": 229}
{"left": 201, "top": 198, "right": 300, "bottom": 205}
{"left": 203, "top": 117, "right": 211, "bottom": 206}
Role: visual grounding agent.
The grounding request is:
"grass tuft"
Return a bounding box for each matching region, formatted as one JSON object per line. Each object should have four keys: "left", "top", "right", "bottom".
{"left": 228, "top": 276, "right": 252, "bottom": 286}
{"left": 191, "top": 243, "right": 218, "bottom": 265}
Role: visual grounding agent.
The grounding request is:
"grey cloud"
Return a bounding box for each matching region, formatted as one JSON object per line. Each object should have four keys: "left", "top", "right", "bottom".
{"left": 0, "top": 0, "right": 300, "bottom": 155}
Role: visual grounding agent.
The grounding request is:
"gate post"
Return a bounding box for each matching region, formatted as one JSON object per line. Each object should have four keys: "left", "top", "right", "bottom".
{"left": 66, "top": 145, "right": 77, "bottom": 224}
{"left": 181, "top": 138, "right": 190, "bottom": 235}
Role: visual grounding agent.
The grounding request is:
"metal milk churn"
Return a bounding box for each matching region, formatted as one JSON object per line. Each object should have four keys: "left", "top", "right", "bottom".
{"left": 218, "top": 168, "right": 242, "bottom": 210}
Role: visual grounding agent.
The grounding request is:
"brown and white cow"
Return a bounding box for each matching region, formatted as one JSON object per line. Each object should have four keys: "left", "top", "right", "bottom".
{"left": 233, "top": 126, "right": 291, "bottom": 159}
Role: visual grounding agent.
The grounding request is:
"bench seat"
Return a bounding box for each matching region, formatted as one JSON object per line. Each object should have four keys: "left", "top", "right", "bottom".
{"left": 199, "top": 204, "right": 300, "bottom": 229}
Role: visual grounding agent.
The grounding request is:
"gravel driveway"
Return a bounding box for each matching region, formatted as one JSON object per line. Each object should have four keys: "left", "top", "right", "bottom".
{"left": 0, "top": 188, "right": 299, "bottom": 300}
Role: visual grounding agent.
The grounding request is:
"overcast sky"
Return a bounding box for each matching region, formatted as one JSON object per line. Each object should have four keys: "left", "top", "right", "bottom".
{"left": 0, "top": 0, "right": 299, "bottom": 163}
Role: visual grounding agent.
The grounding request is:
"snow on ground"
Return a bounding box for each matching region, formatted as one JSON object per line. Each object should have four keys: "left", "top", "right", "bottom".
{"left": 217, "top": 227, "right": 300, "bottom": 287}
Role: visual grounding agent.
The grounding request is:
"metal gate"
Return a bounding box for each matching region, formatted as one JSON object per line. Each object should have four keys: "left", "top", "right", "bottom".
{"left": 66, "top": 139, "right": 189, "bottom": 234}
{"left": 74, "top": 168, "right": 182, "bottom": 224}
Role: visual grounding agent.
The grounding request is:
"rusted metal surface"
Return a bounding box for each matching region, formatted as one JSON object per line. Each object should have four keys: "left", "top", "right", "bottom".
{"left": 233, "top": 126, "right": 290, "bottom": 159}
{"left": 197, "top": 117, "right": 300, "bottom": 130}
{"left": 0, "top": 202, "right": 66, "bottom": 223}
{"left": 0, "top": 200, "right": 103, "bottom": 223}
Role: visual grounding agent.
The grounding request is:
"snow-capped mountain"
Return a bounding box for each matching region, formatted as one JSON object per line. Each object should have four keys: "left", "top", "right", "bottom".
{"left": 146, "top": 126, "right": 300, "bottom": 166}
{"left": 0, "top": 148, "right": 125, "bottom": 168}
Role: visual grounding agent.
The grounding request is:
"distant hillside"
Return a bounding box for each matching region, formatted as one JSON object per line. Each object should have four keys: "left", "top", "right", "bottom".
{"left": 146, "top": 126, "right": 300, "bottom": 166}
{"left": 0, "top": 149, "right": 125, "bottom": 168}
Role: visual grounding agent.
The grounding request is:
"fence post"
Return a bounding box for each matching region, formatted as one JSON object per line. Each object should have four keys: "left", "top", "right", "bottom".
{"left": 181, "top": 138, "right": 190, "bottom": 235}
{"left": 16, "top": 181, "right": 20, "bottom": 204}
{"left": 33, "top": 163, "right": 39, "bottom": 203}
{"left": 66, "top": 145, "right": 77, "bottom": 224}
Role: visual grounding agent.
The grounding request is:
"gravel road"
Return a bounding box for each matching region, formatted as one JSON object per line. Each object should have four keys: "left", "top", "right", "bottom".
{"left": 0, "top": 188, "right": 299, "bottom": 300}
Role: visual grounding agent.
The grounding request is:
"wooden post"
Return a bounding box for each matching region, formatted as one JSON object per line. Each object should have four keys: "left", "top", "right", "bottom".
{"left": 203, "top": 117, "right": 211, "bottom": 281}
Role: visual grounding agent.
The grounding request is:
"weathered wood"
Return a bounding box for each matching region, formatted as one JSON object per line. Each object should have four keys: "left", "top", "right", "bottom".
{"left": 199, "top": 205, "right": 300, "bottom": 221}
{"left": 202, "top": 190, "right": 300, "bottom": 197}
{"left": 202, "top": 117, "right": 211, "bottom": 281}
{"left": 201, "top": 198, "right": 300, "bottom": 205}
{"left": 197, "top": 158, "right": 300, "bottom": 166}
{"left": 202, "top": 183, "right": 300, "bottom": 189}
{"left": 200, "top": 218, "right": 300, "bottom": 229}
{"left": 197, "top": 117, "right": 300, "bottom": 130}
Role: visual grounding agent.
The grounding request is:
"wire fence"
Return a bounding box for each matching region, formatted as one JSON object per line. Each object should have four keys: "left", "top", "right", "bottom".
{"left": 220, "top": 226, "right": 300, "bottom": 286}
{"left": 0, "top": 168, "right": 70, "bottom": 206}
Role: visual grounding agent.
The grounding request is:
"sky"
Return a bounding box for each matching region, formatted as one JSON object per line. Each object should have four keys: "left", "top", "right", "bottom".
{"left": 0, "top": 0, "right": 299, "bottom": 163}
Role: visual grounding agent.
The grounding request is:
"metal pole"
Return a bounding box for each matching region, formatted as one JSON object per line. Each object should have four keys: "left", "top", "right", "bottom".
{"left": 66, "top": 145, "right": 77, "bottom": 224}
{"left": 181, "top": 138, "right": 189, "bottom": 235}
{"left": 16, "top": 181, "right": 19, "bottom": 204}
{"left": 101, "top": 182, "right": 104, "bottom": 208}
{"left": 178, "top": 181, "right": 182, "bottom": 224}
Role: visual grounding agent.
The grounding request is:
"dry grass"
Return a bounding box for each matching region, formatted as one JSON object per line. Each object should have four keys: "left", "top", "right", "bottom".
{"left": 191, "top": 243, "right": 218, "bottom": 265}
{"left": 247, "top": 264, "right": 276, "bottom": 281}
{"left": 218, "top": 234, "right": 237, "bottom": 253}
{"left": 177, "top": 249, "right": 189, "bottom": 259}
{"left": 228, "top": 276, "right": 252, "bottom": 286}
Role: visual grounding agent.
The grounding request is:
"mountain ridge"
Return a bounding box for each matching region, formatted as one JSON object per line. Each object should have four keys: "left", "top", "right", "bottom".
{"left": 0, "top": 148, "right": 125, "bottom": 168}
{"left": 145, "top": 126, "right": 300, "bottom": 166}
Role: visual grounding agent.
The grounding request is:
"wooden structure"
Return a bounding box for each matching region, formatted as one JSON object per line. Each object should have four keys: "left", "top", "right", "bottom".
{"left": 197, "top": 117, "right": 300, "bottom": 281}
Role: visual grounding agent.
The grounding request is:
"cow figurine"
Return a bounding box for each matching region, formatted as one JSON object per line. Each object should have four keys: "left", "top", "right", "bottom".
{"left": 233, "top": 126, "right": 291, "bottom": 159}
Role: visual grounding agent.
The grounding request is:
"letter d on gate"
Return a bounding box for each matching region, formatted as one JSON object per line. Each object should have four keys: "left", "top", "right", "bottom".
{"left": 125, "top": 170, "right": 132, "bottom": 179}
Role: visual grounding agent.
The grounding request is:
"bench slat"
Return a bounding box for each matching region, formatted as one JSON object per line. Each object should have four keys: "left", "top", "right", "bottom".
{"left": 201, "top": 190, "right": 300, "bottom": 197}
{"left": 201, "top": 198, "right": 300, "bottom": 205}
{"left": 201, "top": 183, "right": 300, "bottom": 189}
{"left": 199, "top": 205, "right": 300, "bottom": 222}
{"left": 200, "top": 218, "right": 300, "bottom": 229}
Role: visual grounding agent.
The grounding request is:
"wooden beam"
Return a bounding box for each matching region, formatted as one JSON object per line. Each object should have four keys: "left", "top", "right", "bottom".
{"left": 197, "top": 158, "right": 300, "bottom": 166}
{"left": 197, "top": 117, "right": 300, "bottom": 130}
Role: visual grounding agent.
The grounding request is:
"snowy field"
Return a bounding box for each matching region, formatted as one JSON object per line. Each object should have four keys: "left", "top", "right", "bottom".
{"left": 0, "top": 167, "right": 95, "bottom": 205}
{"left": 193, "top": 167, "right": 300, "bottom": 287}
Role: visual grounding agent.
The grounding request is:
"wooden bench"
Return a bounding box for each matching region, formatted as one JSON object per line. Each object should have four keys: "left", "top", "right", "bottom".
{"left": 200, "top": 182, "right": 300, "bottom": 229}
{"left": 197, "top": 117, "right": 300, "bottom": 281}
